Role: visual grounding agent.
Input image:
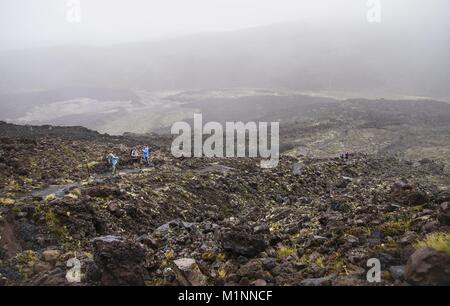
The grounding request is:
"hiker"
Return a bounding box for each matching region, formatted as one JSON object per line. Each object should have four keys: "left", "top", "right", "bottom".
{"left": 142, "top": 146, "right": 150, "bottom": 166}
{"left": 130, "top": 147, "right": 139, "bottom": 165}
{"left": 345, "top": 152, "right": 349, "bottom": 160}
{"left": 108, "top": 153, "right": 119, "bottom": 175}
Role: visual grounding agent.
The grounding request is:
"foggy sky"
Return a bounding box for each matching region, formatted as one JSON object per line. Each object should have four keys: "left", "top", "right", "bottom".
{"left": 1, "top": 0, "right": 449, "bottom": 50}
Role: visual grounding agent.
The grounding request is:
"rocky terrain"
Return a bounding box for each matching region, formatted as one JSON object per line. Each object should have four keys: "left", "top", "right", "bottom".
{"left": 0, "top": 120, "right": 449, "bottom": 286}
{"left": 181, "top": 94, "right": 450, "bottom": 171}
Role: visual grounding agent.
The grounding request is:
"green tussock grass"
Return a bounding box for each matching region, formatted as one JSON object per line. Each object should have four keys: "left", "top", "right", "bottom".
{"left": 276, "top": 246, "right": 297, "bottom": 259}
{"left": 414, "top": 232, "right": 450, "bottom": 254}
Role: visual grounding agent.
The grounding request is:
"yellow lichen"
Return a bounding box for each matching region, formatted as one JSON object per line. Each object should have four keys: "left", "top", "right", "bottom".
{"left": 315, "top": 256, "right": 325, "bottom": 269}
{"left": 296, "top": 254, "right": 311, "bottom": 267}
{"left": 270, "top": 222, "right": 282, "bottom": 232}
{"left": 276, "top": 246, "right": 297, "bottom": 259}
{"left": 0, "top": 198, "right": 15, "bottom": 205}
{"left": 216, "top": 252, "right": 226, "bottom": 262}
{"left": 202, "top": 251, "right": 215, "bottom": 261}
{"left": 15, "top": 250, "right": 39, "bottom": 279}
{"left": 218, "top": 267, "right": 227, "bottom": 278}
{"left": 70, "top": 188, "right": 82, "bottom": 198}
{"left": 78, "top": 161, "right": 99, "bottom": 168}
{"left": 44, "top": 208, "right": 72, "bottom": 242}
{"left": 45, "top": 193, "right": 56, "bottom": 202}
{"left": 164, "top": 249, "right": 175, "bottom": 261}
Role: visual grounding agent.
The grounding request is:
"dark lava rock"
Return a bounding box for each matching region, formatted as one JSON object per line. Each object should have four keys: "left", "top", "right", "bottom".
{"left": 436, "top": 191, "right": 450, "bottom": 204}
{"left": 262, "top": 257, "right": 277, "bottom": 270}
{"left": 26, "top": 267, "right": 68, "bottom": 286}
{"left": 108, "top": 202, "right": 125, "bottom": 218}
{"left": 299, "top": 275, "right": 334, "bottom": 286}
{"left": 253, "top": 223, "right": 269, "bottom": 234}
{"left": 405, "top": 247, "right": 450, "bottom": 285}
{"left": 335, "top": 176, "right": 352, "bottom": 188}
{"left": 238, "top": 259, "right": 264, "bottom": 279}
{"left": 406, "top": 191, "right": 429, "bottom": 206}
{"left": 389, "top": 265, "right": 405, "bottom": 281}
{"left": 330, "top": 201, "right": 351, "bottom": 212}
{"left": 438, "top": 202, "right": 450, "bottom": 225}
{"left": 0, "top": 216, "right": 21, "bottom": 259}
{"left": 220, "top": 229, "right": 267, "bottom": 257}
{"left": 86, "top": 185, "right": 122, "bottom": 198}
{"left": 88, "top": 235, "right": 147, "bottom": 285}
{"left": 137, "top": 234, "right": 158, "bottom": 249}
{"left": 391, "top": 180, "right": 429, "bottom": 205}
{"left": 155, "top": 219, "right": 196, "bottom": 235}
{"left": 391, "top": 180, "right": 412, "bottom": 193}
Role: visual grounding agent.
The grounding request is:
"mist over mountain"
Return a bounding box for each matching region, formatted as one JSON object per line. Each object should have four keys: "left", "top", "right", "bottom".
{"left": 0, "top": 17, "right": 449, "bottom": 100}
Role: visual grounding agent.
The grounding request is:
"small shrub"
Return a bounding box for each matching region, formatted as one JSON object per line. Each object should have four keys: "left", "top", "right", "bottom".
{"left": 0, "top": 198, "right": 15, "bottom": 205}
{"left": 315, "top": 256, "right": 325, "bottom": 269}
{"left": 276, "top": 246, "right": 297, "bottom": 259}
{"left": 164, "top": 249, "right": 175, "bottom": 261}
{"left": 218, "top": 267, "right": 227, "bottom": 278}
{"left": 15, "top": 250, "right": 39, "bottom": 279}
{"left": 70, "top": 188, "right": 82, "bottom": 198}
{"left": 44, "top": 193, "right": 56, "bottom": 202}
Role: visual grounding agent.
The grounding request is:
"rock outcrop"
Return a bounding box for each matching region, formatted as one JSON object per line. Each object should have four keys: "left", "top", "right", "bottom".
{"left": 405, "top": 247, "right": 450, "bottom": 285}
{"left": 87, "top": 236, "right": 147, "bottom": 285}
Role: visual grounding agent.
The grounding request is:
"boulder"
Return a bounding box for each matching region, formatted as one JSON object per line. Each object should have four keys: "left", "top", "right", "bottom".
{"left": 34, "top": 261, "right": 53, "bottom": 273}
{"left": 0, "top": 216, "right": 21, "bottom": 259}
{"left": 26, "top": 267, "right": 68, "bottom": 286}
{"left": 220, "top": 229, "right": 267, "bottom": 257}
{"left": 253, "top": 223, "right": 269, "bottom": 234}
{"left": 438, "top": 202, "right": 450, "bottom": 225}
{"left": 330, "top": 201, "right": 351, "bottom": 212}
{"left": 388, "top": 265, "right": 405, "bottom": 281}
{"left": 391, "top": 180, "right": 412, "bottom": 194}
{"left": 406, "top": 191, "right": 429, "bottom": 206}
{"left": 88, "top": 235, "right": 147, "bottom": 285}
{"left": 436, "top": 191, "right": 450, "bottom": 204}
{"left": 155, "top": 219, "right": 196, "bottom": 235}
{"left": 238, "top": 259, "right": 264, "bottom": 279}
{"left": 252, "top": 279, "right": 267, "bottom": 286}
{"left": 137, "top": 234, "right": 158, "bottom": 249}
{"left": 391, "top": 181, "right": 429, "bottom": 205}
{"left": 239, "top": 277, "right": 250, "bottom": 285}
{"left": 86, "top": 185, "right": 121, "bottom": 198}
{"left": 405, "top": 247, "right": 450, "bottom": 285}
{"left": 299, "top": 275, "right": 334, "bottom": 286}
{"left": 336, "top": 176, "right": 352, "bottom": 188}
{"left": 173, "top": 258, "right": 208, "bottom": 286}
{"left": 42, "top": 249, "right": 61, "bottom": 263}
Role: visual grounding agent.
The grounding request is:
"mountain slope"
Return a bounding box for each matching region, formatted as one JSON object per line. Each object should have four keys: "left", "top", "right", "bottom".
{"left": 0, "top": 122, "right": 449, "bottom": 285}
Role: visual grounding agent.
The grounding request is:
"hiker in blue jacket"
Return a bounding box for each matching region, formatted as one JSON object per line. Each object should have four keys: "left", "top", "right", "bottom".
{"left": 142, "top": 146, "right": 150, "bottom": 166}
{"left": 108, "top": 153, "right": 119, "bottom": 175}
